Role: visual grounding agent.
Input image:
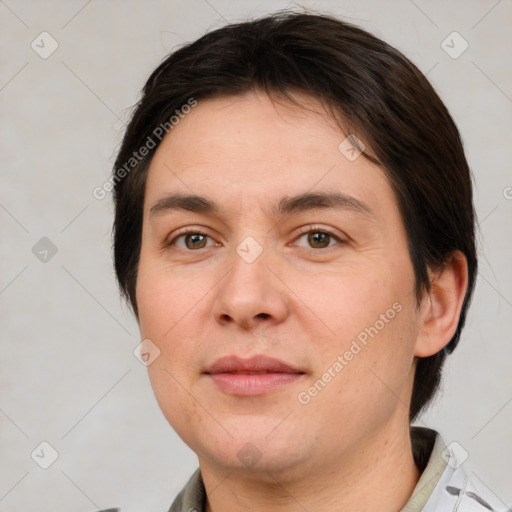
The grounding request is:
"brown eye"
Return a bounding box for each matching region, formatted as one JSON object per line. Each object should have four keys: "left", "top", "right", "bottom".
{"left": 294, "top": 228, "right": 343, "bottom": 249}
{"left": 307, "top": 232, "right": 332, "bottom": 248}
{"left": 167, "top": 230, "right": 216, "bottom": 250}
{"left": 184, "top": 233, "right": 208, "bottom": 249}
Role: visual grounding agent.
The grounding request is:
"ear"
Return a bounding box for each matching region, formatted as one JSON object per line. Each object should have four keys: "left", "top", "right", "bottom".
{"left": 414, "top": 250, "right": 469, "bottom": 358}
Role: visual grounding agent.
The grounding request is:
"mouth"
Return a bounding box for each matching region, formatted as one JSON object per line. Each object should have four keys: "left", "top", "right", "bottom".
{"left": 203, "top": 355, "right": 306, "bottom": 396}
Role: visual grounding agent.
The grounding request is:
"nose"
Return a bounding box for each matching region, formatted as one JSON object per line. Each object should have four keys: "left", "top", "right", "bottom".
{"left": 212, "top": 241, "right": 289, "bottom": 331}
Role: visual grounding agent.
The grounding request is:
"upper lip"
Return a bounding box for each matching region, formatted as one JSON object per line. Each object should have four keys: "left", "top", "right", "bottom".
{"left": 204, "top": 355, "right": 305, "bottom": 374}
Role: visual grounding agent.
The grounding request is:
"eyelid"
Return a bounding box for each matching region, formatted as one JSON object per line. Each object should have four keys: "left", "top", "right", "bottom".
{"left": 292, "top": 224, "right": 347, "bottom": 245}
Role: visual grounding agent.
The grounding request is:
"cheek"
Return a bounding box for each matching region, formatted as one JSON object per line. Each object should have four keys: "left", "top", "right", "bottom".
{"left": 300, "top": 299, "right": 420, "bottom": 436}
{"left": 136, "top": 264, "right": 207, "bottom": 442}
{"left": 135, "top": 255, "right": 206, "bottom": 340}
{"left": 293, "top": 260, "right": 409, "bottom": 345}
{"left": 295, "top": 255, "right": 419, "bottom": 395}
{"left": 135, "top": 255, "right": 214, "bottom": 381}
{"left": 137, "top": 283, "right": 200, "bottom": 377}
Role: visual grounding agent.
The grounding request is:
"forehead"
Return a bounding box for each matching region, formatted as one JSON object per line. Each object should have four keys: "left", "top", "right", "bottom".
{"left": 144, "top": 91, "right": 397, "bottom": 220}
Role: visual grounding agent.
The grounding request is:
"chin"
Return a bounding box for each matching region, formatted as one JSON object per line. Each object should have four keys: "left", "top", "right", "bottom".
{"left": 196, "top": 428, "right": 314, "bottom": 479}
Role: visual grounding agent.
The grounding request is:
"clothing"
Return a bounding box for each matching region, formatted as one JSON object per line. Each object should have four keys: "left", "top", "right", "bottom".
{"left": 167, "top": 427, "right": 509, "bottom": 512}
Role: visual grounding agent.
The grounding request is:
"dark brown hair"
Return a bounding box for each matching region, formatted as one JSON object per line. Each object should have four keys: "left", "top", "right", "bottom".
{"left": 111, "top": 10, "right": 477, "bottom": 422}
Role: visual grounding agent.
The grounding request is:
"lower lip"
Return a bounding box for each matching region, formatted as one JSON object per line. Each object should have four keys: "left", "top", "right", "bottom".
{"left": 206, "top": 372, "right": 304, "bottom": 396}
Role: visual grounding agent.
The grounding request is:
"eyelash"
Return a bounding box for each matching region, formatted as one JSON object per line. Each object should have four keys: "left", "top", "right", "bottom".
{"left": 165, "top": 225, "right": 345, "bottom": 250}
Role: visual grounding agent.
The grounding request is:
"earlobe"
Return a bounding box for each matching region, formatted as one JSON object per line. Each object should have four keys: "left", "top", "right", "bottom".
{"left": 414, "top": 250, "right": 469, "bottom": 358}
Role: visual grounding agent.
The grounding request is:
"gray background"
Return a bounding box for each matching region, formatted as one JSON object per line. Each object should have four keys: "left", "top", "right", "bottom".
{"left": 0, "top": 1, "right": 511, "bottom": 511}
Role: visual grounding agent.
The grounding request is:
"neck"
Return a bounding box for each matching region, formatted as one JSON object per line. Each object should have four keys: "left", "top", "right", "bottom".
{"left": 201, "top": 419, "right": 421, "bottom": 512}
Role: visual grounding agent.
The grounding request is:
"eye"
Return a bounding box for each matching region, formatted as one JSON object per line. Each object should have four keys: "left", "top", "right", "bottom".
{"left": 165, "top": 226, "right": 345, "bottom": 251}
{"left": 294, "top": 226, "right": 345, "bottom": 249}
{"left": 167, "top": 229, "right": 218, "bottom": 250}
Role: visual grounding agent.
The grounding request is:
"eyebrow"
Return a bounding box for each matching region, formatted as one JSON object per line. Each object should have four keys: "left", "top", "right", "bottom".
{"left": 149, "top": 191, "right": 374, "bottom": 219}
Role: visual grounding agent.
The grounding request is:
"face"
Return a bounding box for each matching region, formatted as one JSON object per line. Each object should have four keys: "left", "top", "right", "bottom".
{"left": 136, "top": 90, "right": 422, "bottom": 479}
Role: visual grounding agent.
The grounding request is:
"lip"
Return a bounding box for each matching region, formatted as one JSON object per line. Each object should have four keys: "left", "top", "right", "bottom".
{"left": 203, "top": 355, "right": 306, "bottom": 396}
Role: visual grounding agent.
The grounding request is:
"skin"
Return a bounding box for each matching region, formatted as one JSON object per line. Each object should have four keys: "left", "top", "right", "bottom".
{"left": 135, "top": 90, "right": 468, "bottom": 511}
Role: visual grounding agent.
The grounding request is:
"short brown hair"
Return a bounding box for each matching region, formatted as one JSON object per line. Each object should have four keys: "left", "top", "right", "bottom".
{"left": 111, "top": 10, "right": 477, "bottom": 422}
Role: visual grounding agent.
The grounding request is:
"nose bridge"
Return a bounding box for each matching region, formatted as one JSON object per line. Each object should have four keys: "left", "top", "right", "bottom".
{"left": 213, "top": 233, "right": 288, "bottom": 328}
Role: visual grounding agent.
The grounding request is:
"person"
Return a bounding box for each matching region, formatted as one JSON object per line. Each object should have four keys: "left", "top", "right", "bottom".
{"left": 109, "top": 10, "right": 507, "bottom": 512}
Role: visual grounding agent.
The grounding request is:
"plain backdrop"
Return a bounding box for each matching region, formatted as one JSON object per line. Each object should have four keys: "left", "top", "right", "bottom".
{"left": 1, "top": 1, "right": 511, "bottom": 511}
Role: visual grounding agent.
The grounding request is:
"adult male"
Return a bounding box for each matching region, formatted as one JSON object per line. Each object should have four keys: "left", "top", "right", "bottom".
{"left": 110, "top": 11, "right": 505, "bottom": 512}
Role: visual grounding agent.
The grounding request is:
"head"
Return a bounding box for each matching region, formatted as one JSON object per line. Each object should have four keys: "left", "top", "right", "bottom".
{"left": 111, "top": 11, "right": 476, "bottom": 474}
